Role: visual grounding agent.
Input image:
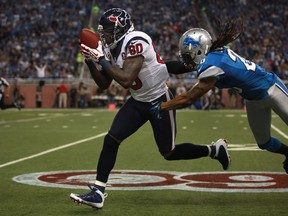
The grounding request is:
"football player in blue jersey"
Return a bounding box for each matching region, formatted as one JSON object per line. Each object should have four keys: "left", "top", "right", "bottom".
{"left": 151, "top": 18, "right": 288, "bottom": 174}
{"left": 70, "top": 8, "right": 231, "bottom": 209}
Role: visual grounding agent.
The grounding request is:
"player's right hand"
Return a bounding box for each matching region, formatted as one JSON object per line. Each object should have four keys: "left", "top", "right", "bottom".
{"left": 79, "top": 42, "right": 104, "bottom": 63}
{"left": 149, "top": 101, "right": 162, "bottom": 119}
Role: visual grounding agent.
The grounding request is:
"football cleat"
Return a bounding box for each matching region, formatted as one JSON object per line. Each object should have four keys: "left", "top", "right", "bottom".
{"left": 211, "top": 139, "right": 231, "bottom": 170}
{"left": 70, "top": 185, "right": 108, "bottom": 209}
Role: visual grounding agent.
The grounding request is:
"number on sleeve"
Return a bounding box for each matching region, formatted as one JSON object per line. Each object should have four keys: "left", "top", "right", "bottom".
{"left": 152, "top": 43, "right": 165, "bottom": 64}
{"left": 227, "top": 48, "right": 256, "bottom": 71}
{"left": 128, "top": 43, "right": 143, "bottom": 55}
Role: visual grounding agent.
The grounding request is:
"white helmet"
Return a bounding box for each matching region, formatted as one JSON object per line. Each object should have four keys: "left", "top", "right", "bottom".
{"left": 179, "top": 28, "right": 212, "bottom": 67}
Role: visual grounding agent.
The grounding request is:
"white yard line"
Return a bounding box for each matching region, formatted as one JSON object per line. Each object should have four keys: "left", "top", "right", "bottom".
{"left": 1, "top": 110, "right": 286, "bottom": 169}
{"left": 0, "top": 132, "right": 107, "bottom": 169}
{"left": 271, "top": 124, "right": 288, "bottom": 139}
{"left": 0, "top": 113, "right": 79, "bottom": 125}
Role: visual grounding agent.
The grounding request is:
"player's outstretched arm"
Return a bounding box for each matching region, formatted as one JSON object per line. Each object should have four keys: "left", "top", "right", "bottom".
{"left": 161, "top": 77, "right": 217, "bottom": 110}
{"left": 165, "top": 61, "right": 192, "bottom": 74}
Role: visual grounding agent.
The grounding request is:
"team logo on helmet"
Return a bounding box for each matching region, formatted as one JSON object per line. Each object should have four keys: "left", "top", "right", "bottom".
{"left": 108, "top": 13, "right": 127, "bottom": 27}
{"left": 183, "top": 35, "right": 202, "bottom": 50}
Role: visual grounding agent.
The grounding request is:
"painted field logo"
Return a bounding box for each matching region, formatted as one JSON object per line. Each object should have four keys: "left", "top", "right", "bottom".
{"left": 12, "top": 170, "right": 288, "bottom": 193}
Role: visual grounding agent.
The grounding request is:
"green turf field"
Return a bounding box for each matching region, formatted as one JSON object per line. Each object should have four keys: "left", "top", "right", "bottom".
{"left": 0, "top": 109, "right": 287, "bottom": 216}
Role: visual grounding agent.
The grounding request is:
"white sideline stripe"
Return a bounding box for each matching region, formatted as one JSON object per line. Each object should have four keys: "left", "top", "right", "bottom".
{"left": 0, "top": 132, "right": 107, "bottom": 169}
{"left": 271, "top": 124, "right": 288, "bottom": 139}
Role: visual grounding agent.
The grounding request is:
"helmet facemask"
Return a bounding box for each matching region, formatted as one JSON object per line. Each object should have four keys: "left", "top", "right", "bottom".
{"left": 179, "top": 52, "right": 197, "bottom": 70}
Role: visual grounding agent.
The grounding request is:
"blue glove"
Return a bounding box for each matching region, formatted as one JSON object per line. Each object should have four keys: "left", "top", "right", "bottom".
{"left": 150, "top": 101, "right": 162, "bottom": 119}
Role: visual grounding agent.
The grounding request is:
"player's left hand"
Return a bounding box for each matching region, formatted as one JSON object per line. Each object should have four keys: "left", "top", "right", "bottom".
{"left": 149, "top": 101, "right": 162, "bottom": 119}
{"left": 80, "top": 42, "right": 104, "bottom": 63}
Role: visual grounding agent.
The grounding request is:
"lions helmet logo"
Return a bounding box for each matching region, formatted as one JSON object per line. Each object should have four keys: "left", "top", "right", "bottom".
{"left": 183, "top": 35, "right": 202, "bottom": 51}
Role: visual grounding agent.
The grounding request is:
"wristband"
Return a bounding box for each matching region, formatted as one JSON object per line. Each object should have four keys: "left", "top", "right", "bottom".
{"left": 99, "top": 57, "right": 112, "bottom": 71}
{"left": 85, "top": 59, "right": 96, "bottom": 70}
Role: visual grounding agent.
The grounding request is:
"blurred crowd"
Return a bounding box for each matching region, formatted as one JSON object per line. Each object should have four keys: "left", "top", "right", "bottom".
{"left": 1, "top": 0, "right": 287, "bottom": 82}
{"left": 204, "top": 0, "right": 288, "bottom": 80}
{"left": 0, "top": 0, "right": 92, "bottom": 79}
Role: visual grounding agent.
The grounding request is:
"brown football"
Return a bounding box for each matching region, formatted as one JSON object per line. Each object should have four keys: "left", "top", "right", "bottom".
{"left": 79, "top": 28, "right": 100, "bottom": 49}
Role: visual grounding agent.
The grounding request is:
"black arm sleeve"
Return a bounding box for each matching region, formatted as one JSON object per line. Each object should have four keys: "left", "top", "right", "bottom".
{"left": 85, "top": 59, "right": 96, "bottom": 71}
{"left": 165, "top": 61, "right": 191, "bottom": 74}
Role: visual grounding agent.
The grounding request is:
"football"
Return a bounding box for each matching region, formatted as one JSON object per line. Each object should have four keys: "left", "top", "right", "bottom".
{"left": 79, "top": 28, "right": 100, "bottom": 49}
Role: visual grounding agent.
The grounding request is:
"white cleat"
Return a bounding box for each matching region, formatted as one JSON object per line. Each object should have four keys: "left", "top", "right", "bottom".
{"left": 211, "top": 139, "right": 231, "bottom": 170}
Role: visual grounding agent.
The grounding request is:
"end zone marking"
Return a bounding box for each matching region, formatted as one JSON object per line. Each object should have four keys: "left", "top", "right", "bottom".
{"left": 0, "top": 132, "right": 107, "bottom": 169}
{"left": 12, "top": 170, "right": 288, "bottom": 193}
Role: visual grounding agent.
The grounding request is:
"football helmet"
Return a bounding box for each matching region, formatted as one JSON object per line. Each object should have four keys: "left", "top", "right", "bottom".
{"left": 179, "top": 28, "right": 212, "bottom": 67}
{"left": 98, "top": 8, "right": 134, "bottom": 49}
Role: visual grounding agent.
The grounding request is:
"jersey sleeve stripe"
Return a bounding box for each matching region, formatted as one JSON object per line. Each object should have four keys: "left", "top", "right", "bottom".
{"left": 198, "top": 65, "right": 225, "bottom": 79}
{"left": 124, "top": 36, "right": 150, "bottom": 52}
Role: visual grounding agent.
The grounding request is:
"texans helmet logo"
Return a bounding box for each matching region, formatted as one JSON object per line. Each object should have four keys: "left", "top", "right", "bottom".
{"left": 108, "top": 14, "right": 126, "bottom": 27}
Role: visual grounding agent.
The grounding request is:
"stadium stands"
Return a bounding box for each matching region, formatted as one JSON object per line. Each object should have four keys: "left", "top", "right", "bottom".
{"left": 0, "top": 0, "right": 92, "bottom": 79}
{"left": 203, "top": 0, "right": 288, "bottom": 80}
{"left": 0, "top": 0, "right": 287, "bottom": 108}
{"left": 1, "top": 0, "right": 287, "bottom": 80}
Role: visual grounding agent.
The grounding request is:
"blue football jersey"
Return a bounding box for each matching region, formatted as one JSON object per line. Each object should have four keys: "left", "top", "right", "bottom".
{"left": 197, "top": 47, "right": 278, "bottom": 100}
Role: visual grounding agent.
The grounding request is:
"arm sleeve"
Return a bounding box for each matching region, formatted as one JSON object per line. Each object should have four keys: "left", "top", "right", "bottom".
{"left": 198, "top": 66, "right": 224, "bottom": 80}
{"left": 165, "top": 61, "right": 191, "bottom": 74}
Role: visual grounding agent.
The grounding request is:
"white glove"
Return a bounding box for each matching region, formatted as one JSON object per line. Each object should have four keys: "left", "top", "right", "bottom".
{"left": 80, "top": 42, "right": 104, "bottom": 62}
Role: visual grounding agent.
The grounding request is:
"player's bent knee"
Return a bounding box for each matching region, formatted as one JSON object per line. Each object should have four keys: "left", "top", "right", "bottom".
{"left": 258, "top": 137, "right": 282, "bottom": 152}
{"left": 103, "top": 133, "right": 121, "bottom": 151}
{"left": 161, "top": 150, "right": 174, "bottom": 160}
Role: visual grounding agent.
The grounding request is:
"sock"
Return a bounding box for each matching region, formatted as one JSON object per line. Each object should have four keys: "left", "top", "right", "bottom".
{"left": 209, "top": 145, "right": 217, "bottom": 158}
{"left": 94, "top": 180, "right": 106, "bottom": 193}
{"left": 165, "top": 143, "right": 209, "bottom": 160}
{"left": 276, "top": 144, "right": 288, "bottom": 157}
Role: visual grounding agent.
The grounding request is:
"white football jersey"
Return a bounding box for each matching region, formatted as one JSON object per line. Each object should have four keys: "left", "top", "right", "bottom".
{"left": 104, "top": 31, "right": 169, "bottom": 102}
{"left": 0, "top": 77, "right": 9, "bottom": 94}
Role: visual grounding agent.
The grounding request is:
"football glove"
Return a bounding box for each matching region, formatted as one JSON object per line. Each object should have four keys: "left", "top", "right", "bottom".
{"left": 149, "top": 101, "right": 162, "bottom": 119}
{"left": 79, "top": 42, "right": 104, "bottom": 63}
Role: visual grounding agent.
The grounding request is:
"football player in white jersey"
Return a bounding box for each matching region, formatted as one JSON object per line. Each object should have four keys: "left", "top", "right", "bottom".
{"left": 0, "top": 77, "right": 21, "bottom": 110}
{"left": 151, "top": 19, "right": 288, "bottom": 174}
{"left": 70, "top": 8, "right": 230, "bottom": 209}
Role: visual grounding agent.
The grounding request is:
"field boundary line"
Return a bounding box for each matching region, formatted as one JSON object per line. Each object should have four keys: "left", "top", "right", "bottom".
{"left": 0, "top": 132, "right": 107, "bottom": 169}
{"left": 271, "top": 124, "right": 288, "bottom": 139}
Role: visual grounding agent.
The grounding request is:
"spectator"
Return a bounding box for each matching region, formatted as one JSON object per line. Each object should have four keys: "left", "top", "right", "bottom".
{"left": 58, "top": 81, "right": 69, "bottom": 108}
{"left": 12, "top": 81, "right": 25, "bottom": 108}
{"left": 34, "top": 62, "right": 47, "bottom": 78}
{"left": 228, "top": 88, "right": 238, "bottom": 108}
{"left": 69, "top": 84, "right": 78, "bottom": 108}
{"left": 78, "top": 81, "right": 87, "bottom": 108}
{"left": 36, "top": 80, "right": 45, "bottom": 108}
{"left": 53, "top": 86, "right": 60, "bottom": 108}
